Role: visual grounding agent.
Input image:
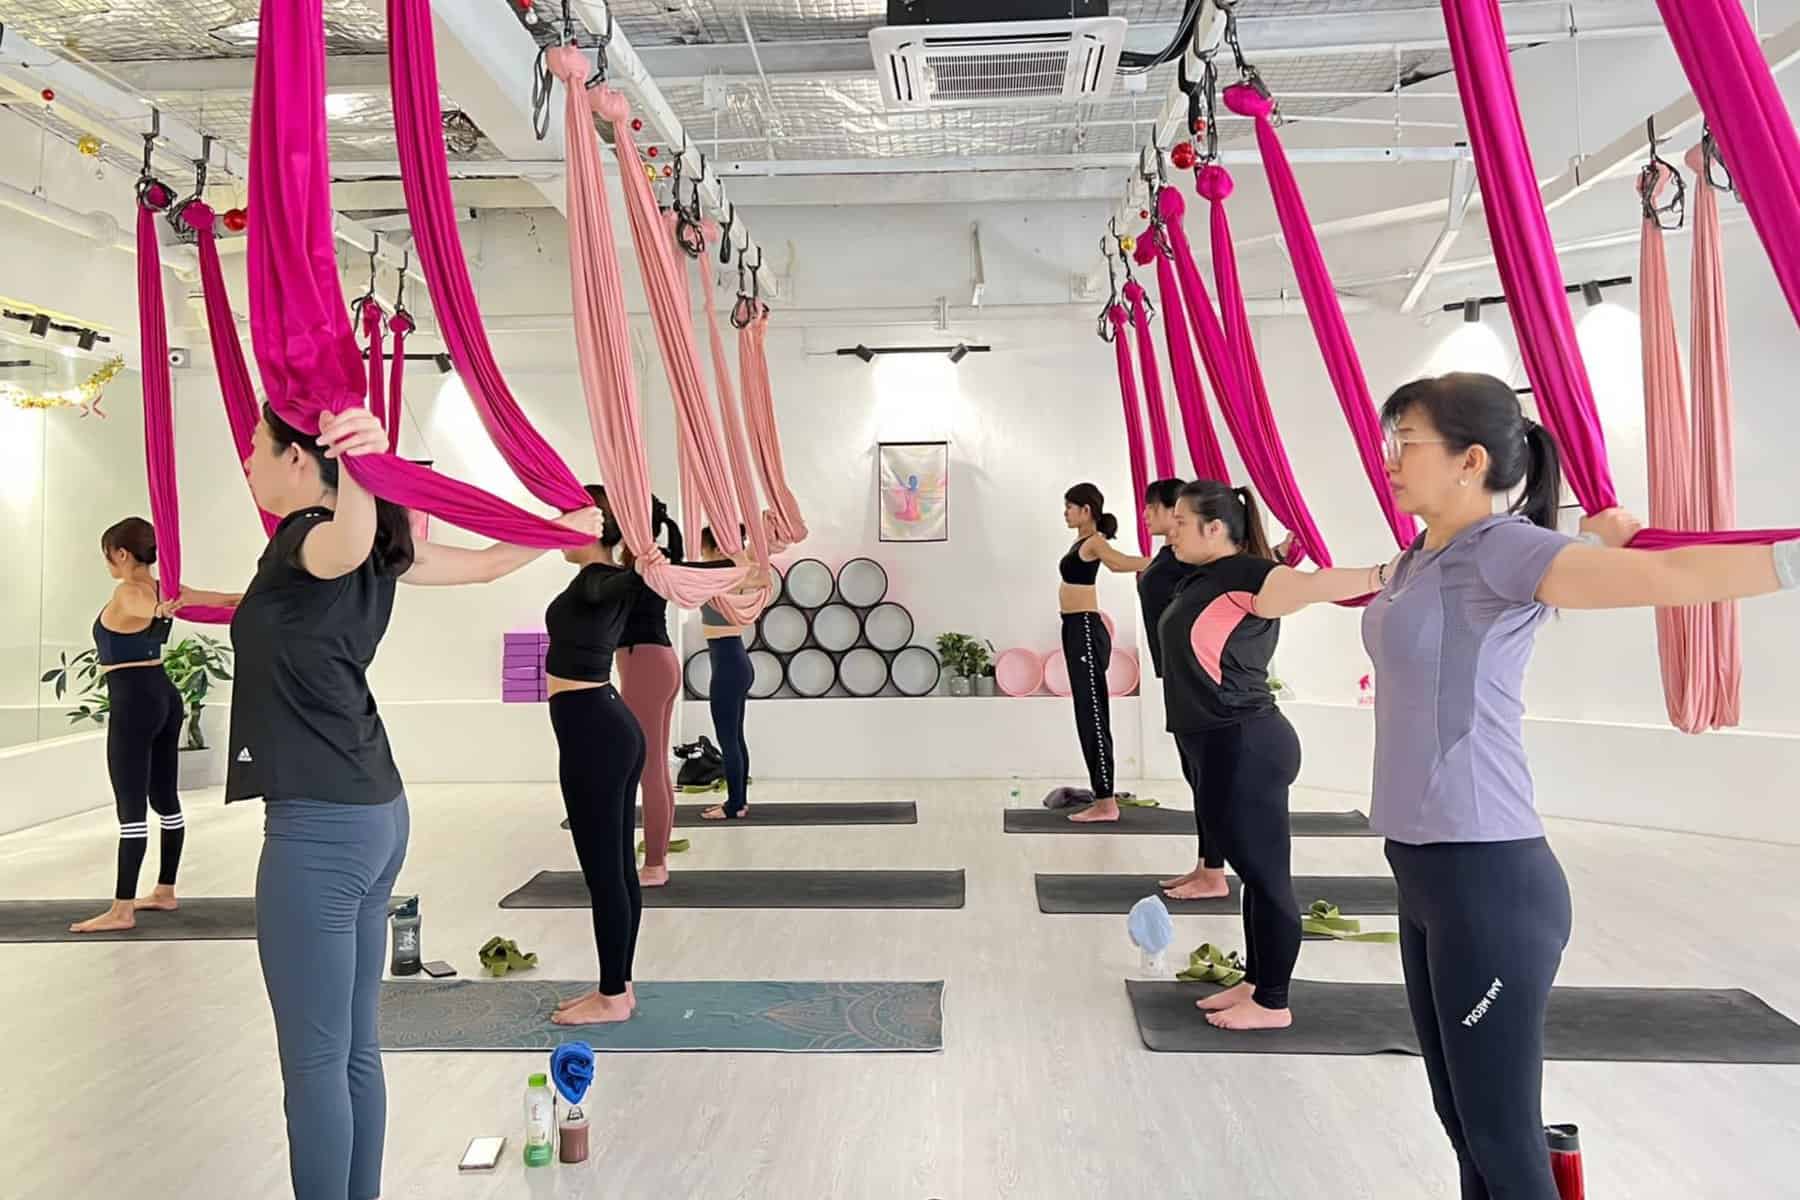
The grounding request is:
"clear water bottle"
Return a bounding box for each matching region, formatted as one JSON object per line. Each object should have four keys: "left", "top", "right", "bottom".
{"left": 1007, "top": 776, "right": 1022, "bottom": 805}
{"left": 523, "top": 1073, "right": 555, "bottom": 1167}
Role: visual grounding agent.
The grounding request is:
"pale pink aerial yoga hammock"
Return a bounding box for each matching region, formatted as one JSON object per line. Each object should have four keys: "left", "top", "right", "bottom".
{"left": 733, "top": 276, "right": 808, "bottom": 551}
{"left": 1440, "top": 0, "right": 1797, "bottom": 550}
{"left": 246, "top": 0, "right": 586, "bottom": 549}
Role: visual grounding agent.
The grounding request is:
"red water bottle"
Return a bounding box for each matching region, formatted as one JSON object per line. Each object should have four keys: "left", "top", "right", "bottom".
{"left": 1546, "top": 1124, "right": 1584, "bottom": 1199}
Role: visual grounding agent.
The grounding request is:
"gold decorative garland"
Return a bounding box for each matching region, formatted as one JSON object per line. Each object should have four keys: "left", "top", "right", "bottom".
{"left": 3, "top": 355, "right": 125, "bottom": 418}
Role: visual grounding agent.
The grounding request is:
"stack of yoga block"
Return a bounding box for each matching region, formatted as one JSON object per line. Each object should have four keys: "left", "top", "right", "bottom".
{"left": 502, "top": 630, "right": 549, "bottom": 703}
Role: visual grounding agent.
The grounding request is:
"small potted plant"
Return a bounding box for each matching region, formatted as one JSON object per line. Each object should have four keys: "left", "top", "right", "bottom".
{"left": 935, "top": 632, "right": 975, "bottom": 697}
{"left": 972, "top": 639, "right": 997, "bottom": 697}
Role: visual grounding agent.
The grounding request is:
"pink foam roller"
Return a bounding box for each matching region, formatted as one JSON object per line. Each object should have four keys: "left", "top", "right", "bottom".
{"left": 1107, "top": 648, "right": 1140, "bottom": 697}
{"left": 1043, "top": 649, "right": 1071, "bottom": 697}
{"left": 994, "top": 648, "right": 1044, "bottom": 697}
{"left": 1100, "top": 611, "right": 1116, "bottom": 640}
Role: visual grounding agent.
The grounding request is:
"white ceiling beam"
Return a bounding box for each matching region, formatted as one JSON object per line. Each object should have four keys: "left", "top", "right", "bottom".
{"left": 1400, "top": 155, "right": 1477, "bottom": 315}
{"left": 333, "top": 178, "right": 553, "bottom": 210}
{"left": 107, "top": 55, "right": 388, "bottom": 96}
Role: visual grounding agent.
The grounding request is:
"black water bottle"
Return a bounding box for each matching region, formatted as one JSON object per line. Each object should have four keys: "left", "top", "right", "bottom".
{"left": 388, "top": 894, "right": 422, "bottom": 976}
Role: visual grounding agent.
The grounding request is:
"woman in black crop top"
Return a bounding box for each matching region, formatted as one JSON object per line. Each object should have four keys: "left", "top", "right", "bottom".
{"left": 68, "top": 517, "right": 188, "bottom": 935}
{"left": 1161, "top": 480, "right": 1393, "bottom": 1033}
{"left": 1056, "top": 483, "right": 1151, "bottom": 823}
{"left": 543, "top": 486, "right": 653, "bottom": 1027}
{"left": 174, "top": 404, "right": 597, "bottom": 1199}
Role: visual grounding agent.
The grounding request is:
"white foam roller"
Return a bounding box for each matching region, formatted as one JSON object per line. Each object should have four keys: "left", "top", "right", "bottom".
{"left": 838, "top": 647, "right": 889, "bottom": 697}
{"left": 748, "top": 649, "right": 783, "bottom": 699}
{"left": 889, "top": 646, "right": 941, "bottom": 697}
{"left": 785, "top": 647, "right": 836, "bottom": 698}
{"left": 835, "top": 557, "right": 889, "bottom": 608}
{"left": 812, "top": 604, "right": 862, "bottom": 652}
{"left": 758, "top": 605, "right": 809, "bottom": 654}
{"left": 784, "top": 558, "right": 834, "bottom": 609}
{"left": 683, "top": 650, "right": 714, "bottom": 700}
{"left": 863, "top": 602, "right": 914, "bottom": 652}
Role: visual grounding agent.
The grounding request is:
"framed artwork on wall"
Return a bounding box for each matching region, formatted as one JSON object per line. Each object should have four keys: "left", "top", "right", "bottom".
{"left": 878, "top": 441, "right": 948, "bottom": 542}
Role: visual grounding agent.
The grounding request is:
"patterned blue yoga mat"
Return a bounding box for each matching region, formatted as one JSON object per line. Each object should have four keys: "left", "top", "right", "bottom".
{"left": 379, "top": 979, "right": 945, "bottom": 1053}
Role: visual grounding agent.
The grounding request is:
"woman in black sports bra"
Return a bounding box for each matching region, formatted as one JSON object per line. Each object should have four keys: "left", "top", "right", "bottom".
{"left": 68, "top": 517, "right": 189, "bottom": 934}
{"left": 1058, "top": 483, "right": 1151, "bottom": 823}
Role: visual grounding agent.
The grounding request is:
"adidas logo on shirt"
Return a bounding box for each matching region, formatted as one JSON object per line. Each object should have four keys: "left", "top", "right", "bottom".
{"left": 236, "top": 748, "right": 253, "bottom": 764}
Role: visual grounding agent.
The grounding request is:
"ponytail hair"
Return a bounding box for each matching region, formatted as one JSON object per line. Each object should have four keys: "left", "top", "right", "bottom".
{"left": 1381, "top": 372, "right": 1565, "bottom": 531}
{"left": 652, "top": 495, "right": 684, "bottom": 563}
{"left": 1144, "top": 478, "right": 1186, "bottom": 509}
{"left": 101, "top": 516, "right": 157, "bottom": 566}
{"left": 262, "top": 403, "right": 416, "bottom": 576}
{"left": 1178, "top": 480, "right": 1275, "bottom": 560}
{"left": 1064, "top": 482, "right": 1119, "bottom": 540}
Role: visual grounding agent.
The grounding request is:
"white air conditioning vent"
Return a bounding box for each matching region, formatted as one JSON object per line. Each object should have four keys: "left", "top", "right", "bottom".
{"left": 871, "top": 18, "right": 1126, "bottom": 109}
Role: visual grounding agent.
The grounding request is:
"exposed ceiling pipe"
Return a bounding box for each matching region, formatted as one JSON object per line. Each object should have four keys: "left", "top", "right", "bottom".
{"left": 0, "top": 176, "right": 198, "bottom": 280}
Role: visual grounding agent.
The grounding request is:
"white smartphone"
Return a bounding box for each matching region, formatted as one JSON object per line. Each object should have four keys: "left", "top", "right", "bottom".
{"left": 459, "top": 1136, "right": 506, "bottom": 1172}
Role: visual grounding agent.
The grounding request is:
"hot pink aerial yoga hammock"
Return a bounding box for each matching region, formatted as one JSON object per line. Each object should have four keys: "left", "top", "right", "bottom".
{"left": 1442, "top": 0, "right": 1797, "bottom": 549}
{"left": 386, "top": 309, "right": 412, "bottom": 455}
{"left": 359, "top": 300, "right": 387, "bottom": 432}
{"left": 1122, "top": 279, "right": 1179, "bottom": 481}
{"left": 1222, "top": 84, "right": 1415, "bottom": 551}
{"left": 1104, "top": 300, "right": 1154, "bottom": 555}
{"left": 248, "top": 0, "right": 585, "bottom": 548}
{"left": 1134, "top": 229, "right": 1230, "bottom": 482}
{"left": 1654, "top": 0, "right": 1800, "bottom": 329}
{"left": 547, "top": 47, "right": 755, "bottom": 610}
{"left": 387, "top": 0, "right": 591, "bottom": 513}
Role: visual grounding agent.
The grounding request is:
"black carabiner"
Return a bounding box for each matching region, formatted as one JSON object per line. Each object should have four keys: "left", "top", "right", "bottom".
{"left": 1701, "top": 125, "right": 1737, "bottom": 198}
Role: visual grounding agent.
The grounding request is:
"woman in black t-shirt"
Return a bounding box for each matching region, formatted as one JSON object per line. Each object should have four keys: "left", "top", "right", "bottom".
{"left": 1160, "top": 480, "right": 1392, "bottom": 1033}
{"left": 176, "top": 404, "right": 596, "bottom": 1200}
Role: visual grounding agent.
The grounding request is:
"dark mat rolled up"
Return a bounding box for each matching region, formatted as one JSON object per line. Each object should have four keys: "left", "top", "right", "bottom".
{"left": 0, "top": 897, "right": 257, "bottom": 942}
{"left": 501, "top": 868, "right": 966, "bottom": 910}
{"left": 1126, "top": 979, "right": 1800, "bottom": 1063}
{"left": 379, "top": 978, "right": 945, "bottom": 1052}
{"left": 561, "top": 800, "right": 919, "bottom": 831}
{"left": 1035, "top": 874, "right": 1397, "bottom": 917}
{"left": 1003, "top": 807, "right": 1373, "bottom": 837}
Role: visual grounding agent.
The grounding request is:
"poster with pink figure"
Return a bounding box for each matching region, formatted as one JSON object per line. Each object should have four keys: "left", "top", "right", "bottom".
{"left": 878, "top": 441, "right": 948, "bottom": 542}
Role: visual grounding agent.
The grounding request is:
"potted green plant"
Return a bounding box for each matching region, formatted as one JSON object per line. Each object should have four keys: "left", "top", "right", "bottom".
{"left": 971, "top": 639, "right": 997, "bottom": 697}
{"left": 41, "top": 649, "right": 109, "bottom": 727}
{"left": 934, "top": 632, "right": 975, "bottom": 697}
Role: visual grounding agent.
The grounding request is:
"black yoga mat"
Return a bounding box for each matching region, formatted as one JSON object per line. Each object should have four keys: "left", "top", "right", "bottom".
{"left": 501, "top": 868, "right": 965, "bottom": 910}
{"left": 1035, "top": 874, "right": 1397, "bottom": 916}
{"left": 0, "top": 897, "right": 257, "bottom": 942}
{"left": 1125, "top": 980, "right": 1800, "bottom": 1063}
{"left": 561, "top": 801, "right": 919, "bottom": 831}
{"left": 1003, "top": 807, "right": 1374, "bottom": 837}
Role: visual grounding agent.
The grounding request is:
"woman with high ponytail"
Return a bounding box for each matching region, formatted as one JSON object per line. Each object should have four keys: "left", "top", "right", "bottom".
{"left": 172, "top": 403, "right": 599, "bottom": 1196}
{"left": 1367, "top": 371, "right": 1800, "bottom": 1195}
{"left": 1055, "top": 482, "right": 1151, "bottom": 822}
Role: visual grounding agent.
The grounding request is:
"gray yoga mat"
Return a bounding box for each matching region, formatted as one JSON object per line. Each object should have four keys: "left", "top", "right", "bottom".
{"left": 1125, "top": 979, "right": 1800, "bottom": 1063}
{"left": 0, "top": 897, "right": 257, "bottom": 942}
{"left": 1035, "top": 873, "right": 1397, "bottom": 917}
{"left": 501, "top": 868, "right": 966, "bottom": 910}
{"left": 1004, "top": 807, "right": 1374, "bottom": 837}
{"left": 561, "top": 800, "right": 919, "bottom": 832}
{"left": 379, "top": 979, "right": 945, "bottom": 1053}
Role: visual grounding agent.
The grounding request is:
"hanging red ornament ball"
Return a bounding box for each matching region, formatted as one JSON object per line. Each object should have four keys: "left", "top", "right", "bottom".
{"left": 1138, "top": 208, "right": 1149, "bottom": 220}
{"left": 518, "top": 0, "right": 533, "bottom": 7}
{"left": 1192, "top": 118, "right": 1208, "bottom": 137}
{"left": 40, "top": 88, "right": 55, "bottom": 103}
{"left": 1170, "top": 142, "right": 1197, "bottom": 171}
{"left": 662, "top": 164, "right": 672, "bottom": 177}
{"left": 647, "top": 145, "right": 659, "bottom": 158}
{"left": 631, "top": 119, "right": 643, "bottom": 132}
{"left": 223, "top": 207, "right": 249, "bottom": 233}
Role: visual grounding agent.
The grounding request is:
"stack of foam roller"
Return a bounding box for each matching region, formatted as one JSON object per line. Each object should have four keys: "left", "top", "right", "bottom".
{"left": 501, "top": 630, "right": 549, "bottom": 703}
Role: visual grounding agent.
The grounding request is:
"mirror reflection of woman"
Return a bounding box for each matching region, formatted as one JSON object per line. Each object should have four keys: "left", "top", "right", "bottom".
{"left": 68, "top": 518, "right": 189, "bottom": 934}
{"left": 695, "top": 527, "right": 768, "bottom": 821}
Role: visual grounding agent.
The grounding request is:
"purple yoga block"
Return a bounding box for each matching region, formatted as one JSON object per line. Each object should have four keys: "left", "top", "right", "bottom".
{"left": 502, "top": 665, "right": 541, "bottom": 681}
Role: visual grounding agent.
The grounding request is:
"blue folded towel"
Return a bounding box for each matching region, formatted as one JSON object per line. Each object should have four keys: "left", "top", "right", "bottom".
{"left": 1127, "top": 896, "right": 1174, "bottom": 955}
{"left": 550, "top": 1041, "right": 596, "bottom": 1104}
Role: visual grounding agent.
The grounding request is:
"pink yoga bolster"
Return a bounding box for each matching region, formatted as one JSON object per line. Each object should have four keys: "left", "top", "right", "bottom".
{"left": 250, "top": 0, "right": 584, "bottom": 548}
{"left": 1042, "top": 649, "right": 1072, "bottom": 697}
{"left": 1107, "top": 649, "right": 1140, "bottom": 698}
{"left": 995, "top": 648, "right": 1045, "bottom": 697}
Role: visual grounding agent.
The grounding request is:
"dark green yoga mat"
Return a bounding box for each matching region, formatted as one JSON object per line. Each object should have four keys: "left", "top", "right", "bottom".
{"left": 501, "top": 868, "right": 966, "bottom": 910}
{"left": 1125, "top": 980, "right": 1800, "bottom": 1063}
{"left": 0, "top": 897, "right": 257, "bottom": 942}
{"left": 1003, "top": 807, "right": 1374, "bottom": 837}
{"left": 1035, "top": 873, "right": 1397, "bottom": 917}
{"left": 378, "top": 979, "right": 945, "bottom": 1052}
{"left": 561, "top": 800, "right": 919, "bottom": 832}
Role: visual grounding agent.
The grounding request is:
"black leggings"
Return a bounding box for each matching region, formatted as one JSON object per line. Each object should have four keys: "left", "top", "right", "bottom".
{"left": 549, "top": 686, "right": 647, "bottom": 996}
{"left": 103, "top": 666, "right": 185, "bottom": 900}
{"left": 1176, "top": 710, "right": 1302, "bottom": 1009}
{"left": 1061, "top": 613, "right": 1113, "bottom": 799}
{"left": 1176, "top": 739, "right": 1223, "bottom": 869}
{"left": 707, "top": 635, "right": 752, "bottom": 816}
{"left": 1387, "top": 837, "right": 1571, "bottom": 1200}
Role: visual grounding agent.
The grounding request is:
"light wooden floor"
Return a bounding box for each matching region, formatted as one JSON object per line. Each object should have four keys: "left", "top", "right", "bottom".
{"left": 4, "top": 776, "right": 1800, "bottom": 1199}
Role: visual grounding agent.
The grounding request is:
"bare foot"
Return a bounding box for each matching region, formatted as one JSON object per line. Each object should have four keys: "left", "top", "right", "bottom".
{"left": 1068, "top": 797, "right": 1121, "bottom": 823}
{"left": 626, "top": 982, "right": 637, "bottom": 1012}
{"left": 552, "top": 991, "right": 634, "bottom": 1026}
{"left": 69, "top": 901, "right": 137, "bottom": 934}
{"left": 700, "top": 804, "right": 746, "bottom": 821}
{"left": 1206, "top": 999, "right": 1292, "bottom": 1031}
{"left": 133, "top": 885, "right": 178, "bottom": 912}
{"left": 1196, "top": 982, "right": 1254, "bottom": 1012}
{"left": 1164, "top": 868, "right": 1230, "bottom": 901}
{"left": 638, "top": 864, "right": 670, "bottom": 887}
{"left": 1158, "top": 864, "right": 1203, "bottom": 889}
{"left": 556, "top": 988, "right": 599, "bottom": 1014}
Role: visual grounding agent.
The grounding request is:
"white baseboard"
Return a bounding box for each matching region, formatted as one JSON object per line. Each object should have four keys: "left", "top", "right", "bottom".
{"left": 0, "top": 731, "right": 110, "bottom": 834}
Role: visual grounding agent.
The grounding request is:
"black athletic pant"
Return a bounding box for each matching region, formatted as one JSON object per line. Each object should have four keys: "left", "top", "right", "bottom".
{"left": 1061, "top": 613, "right": 1114, "bottom": 799}
{"left": 550, "top": 685, "right": 647, "bottom": 996}
{"left": 1175, "top": 739, "right": 1223, "bottom": 869}
{"left": 707, "top": 635, "right": 752, "bottom": 816}
{"left": 103, "top": 666, "right": 185, "bottom": 900}
{"left": 1387, "top": 837, "right": 1571, "bottom": 1200}
{"left": 1176, "top": 710, "right": 1301, "bottom": 1009}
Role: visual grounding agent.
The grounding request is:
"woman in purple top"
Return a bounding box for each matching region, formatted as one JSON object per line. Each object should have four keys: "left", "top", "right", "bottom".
{"left": 1365, "top": 372, "right": 1800, "bottom": 1200}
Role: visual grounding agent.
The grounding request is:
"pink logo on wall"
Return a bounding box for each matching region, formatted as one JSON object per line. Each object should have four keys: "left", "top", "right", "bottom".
{"left": 1358, "top": 673, "right": 1375, "bottom": 707}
